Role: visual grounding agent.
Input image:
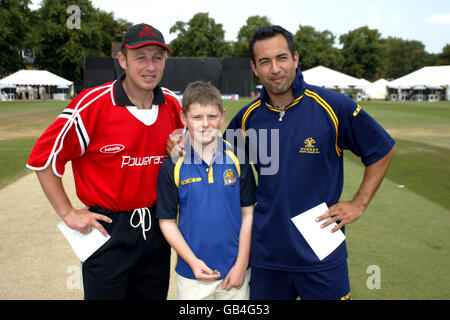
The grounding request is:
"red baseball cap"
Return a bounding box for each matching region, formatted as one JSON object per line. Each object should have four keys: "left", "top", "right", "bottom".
{"left": 120, "top": 23, "right": 171, "bottom": 53}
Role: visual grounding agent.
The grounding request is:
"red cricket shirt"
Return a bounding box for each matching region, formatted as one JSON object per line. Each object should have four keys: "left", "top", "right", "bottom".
{"left": 27, "top": 74, "right": 183, "bottom": 211}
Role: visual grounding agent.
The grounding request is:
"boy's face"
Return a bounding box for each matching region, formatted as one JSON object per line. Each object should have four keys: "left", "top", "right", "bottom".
{"left": 181, "top": 103, "right": 225, "bottom": 147}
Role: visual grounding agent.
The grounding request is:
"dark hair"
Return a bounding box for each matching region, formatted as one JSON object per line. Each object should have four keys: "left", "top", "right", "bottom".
{"left": 182, "top": 81, "right": 223, "bottom": 114}
{"left": 249, "top": 25, "right": 296, "bottom": 64}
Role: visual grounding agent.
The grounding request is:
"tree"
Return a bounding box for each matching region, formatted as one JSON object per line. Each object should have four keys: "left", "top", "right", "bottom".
{"left": 0, "top": 0, "right": 32, "bottom": 76}
{"left": 382, "top": 37, "right": 438, "bottom": 79}
{"left": 233, "top": 15, "right": 271, "bottom": 58}
{"left": 33, "top": 0, "right": 130, "bottom": 84}
{"left": 339, "top": 26, "right": 387, "bottom": 80}
{"left": 439, "top": 44, "right": 450, "bottom": 65}
{"left": 294, "top": 25, "right": 343, "bottom": 71}
{"left": 169, "top": 12, "right": 231, "bottom": 57}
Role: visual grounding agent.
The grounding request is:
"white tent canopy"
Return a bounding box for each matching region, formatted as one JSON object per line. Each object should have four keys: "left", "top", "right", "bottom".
{"left": 303, "top": 65, "right": 364, "bottom": 89}
{"left": 0, "top": 69, "right": 73, "bottom": 87}
{"left": 388, "top": 66, "right": 450, "bottom": 89}
{"left": 365, "top": 78, "right": 390, "bottom": 100}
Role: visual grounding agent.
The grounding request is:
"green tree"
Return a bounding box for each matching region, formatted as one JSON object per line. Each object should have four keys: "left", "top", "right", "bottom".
{"left": 339, "top": 26, "right": 387, "bottom": 80}
{"left": 382, "top": 37, "right": 438, "bottom": 79}
{"left": 0, "top": 0, "right": 32, "bottom": 76}
{"left": 169, "top": 12, "right": 231, "bottom": 57}
{"left": 439, "top": 44, "right": 450, "bottom": 65}
{"left": 233, "top": 15, "right": 271, "bottom": 58}
{"left": 294, "top": 25, "right": 343, "bottom": 71}
{"left": 33, "top": 0, "right": 130, "bottom": 83}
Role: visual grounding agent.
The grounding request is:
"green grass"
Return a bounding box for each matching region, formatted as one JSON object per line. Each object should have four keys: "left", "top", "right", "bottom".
{"left": 341, "top": 100, "right": 450, "bottom": 299}
{"left": 0, "top": 100, "right": 66, "bottom": 189}
{"left": 1, "top": 98, "right": 450, "bottom": 299}
{"left": 343, "top": 159, "right": 450, "bottom": 299}
{"left": 0, "top": 138, "right": 39, "bottom": 189}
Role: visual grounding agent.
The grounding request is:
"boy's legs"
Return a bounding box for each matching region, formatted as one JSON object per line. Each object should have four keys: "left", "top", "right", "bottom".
{"left": 215, "top": 269, "right": 251, "bottom": 300}
{"left": 176, "top": 274, "right": 218, "bottom": 300}
{"left": 177, "top": 269, "right": 250, "bottom": 300}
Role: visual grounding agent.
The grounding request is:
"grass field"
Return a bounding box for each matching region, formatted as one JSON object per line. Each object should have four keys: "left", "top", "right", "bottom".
{"left": 1, "top": 98, "right": 449, "bottom": 299}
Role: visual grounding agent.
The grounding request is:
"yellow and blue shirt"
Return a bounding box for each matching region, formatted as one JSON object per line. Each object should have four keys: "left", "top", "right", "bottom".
{"left": 225, "top": 68, "right": 395, "bottom": 272}
{"left": 156, "top": 138, "right": 256, "bottom": 279}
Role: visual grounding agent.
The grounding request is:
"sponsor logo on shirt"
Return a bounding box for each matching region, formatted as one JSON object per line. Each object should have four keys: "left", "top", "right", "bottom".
{"left": 180, "top": 177, "right": 202, "bottom": 185}
{"left": 121, "top": 155, "right": 167, "bottom": 168}
{"left": 299, "top": 137, "right": 320, "bottom": 154}
{"left": 100, "top": 144, "right": 125, "bottom": 154}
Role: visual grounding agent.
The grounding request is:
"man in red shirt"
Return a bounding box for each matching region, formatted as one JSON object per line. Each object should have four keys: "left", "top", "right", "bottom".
{"left": 27, "top": 23, "right": 183, "bottom": 300}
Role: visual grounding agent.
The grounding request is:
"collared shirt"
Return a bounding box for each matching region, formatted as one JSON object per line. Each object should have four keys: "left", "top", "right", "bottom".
{"left": 27, "top": 76, "right": 183, "bottom": 211}
{"left": 156, "top": 137, "right": 257, "bottom": 279}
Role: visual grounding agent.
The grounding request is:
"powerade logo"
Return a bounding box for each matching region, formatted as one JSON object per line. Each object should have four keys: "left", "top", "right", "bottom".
{"left": 100, "top": 144, "right": 125, "bottom": 154}
{"left": 121, "top": 155, "right": 167, "bottom": 168}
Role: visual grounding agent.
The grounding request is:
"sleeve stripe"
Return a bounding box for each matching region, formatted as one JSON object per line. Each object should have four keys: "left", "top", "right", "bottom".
{"left": 241, "top": 100, "right": 261, "bottom": 136}
{"left": 224, "top": 149, "right": 241, "bottom": 177}
{"left": 29, "top": 84, "right": 112, "bottom": 176}
{"left": 304, "top": 89, "right": 342, "bottom": 156}
{"left": 174, "top": 157, "right": 184, "bottom": 188}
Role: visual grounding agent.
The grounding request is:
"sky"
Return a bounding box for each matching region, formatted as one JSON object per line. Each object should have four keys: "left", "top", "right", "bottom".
{"left": 30, "top": 0, "right": 450, "bottom": 54}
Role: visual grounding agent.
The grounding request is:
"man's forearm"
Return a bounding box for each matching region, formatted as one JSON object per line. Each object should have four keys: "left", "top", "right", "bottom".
{"left": 35, "top": 166, "right": 74, "bottom": 220}
{"left": 353, "top": 147, "right": 395, "bottom": 208}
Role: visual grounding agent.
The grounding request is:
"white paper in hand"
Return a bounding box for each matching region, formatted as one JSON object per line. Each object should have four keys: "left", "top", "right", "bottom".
{"left": 57, "top": 221, "right": 111, "bottom": 262}
{"left": 291, "top": 202, "right": 346, "bottom": 261}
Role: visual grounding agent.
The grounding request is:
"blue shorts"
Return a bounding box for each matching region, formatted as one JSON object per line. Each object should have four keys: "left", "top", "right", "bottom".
{"left": 250, "top": 261, "right": 351, "bottom": 300}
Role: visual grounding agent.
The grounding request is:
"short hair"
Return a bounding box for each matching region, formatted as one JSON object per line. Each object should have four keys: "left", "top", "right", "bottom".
{"left": 120, "top": 47, "right": 128, "bottom": 58}
{"left": 182, "top": 81, "right": 223, "bottom": 114}
{"left": 249, "top": 25, "right": 296, "bottom": 64}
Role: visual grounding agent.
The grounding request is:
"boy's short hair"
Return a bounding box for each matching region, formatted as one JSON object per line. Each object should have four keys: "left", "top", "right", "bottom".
{"left": 182, "top": 81, "right": 223, "bottom": 114}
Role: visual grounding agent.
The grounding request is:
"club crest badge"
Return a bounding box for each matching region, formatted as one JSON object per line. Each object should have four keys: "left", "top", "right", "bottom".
{"left": 299, "top": 137, "right": 320, "bottom": 154}
{"left": 223, "top": 169, "right": 237, "bottom": 185}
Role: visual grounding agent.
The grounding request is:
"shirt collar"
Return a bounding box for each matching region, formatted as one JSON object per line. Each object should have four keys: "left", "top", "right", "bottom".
{"left": 184, "top": 136, "right": 230, "bottom": 165}
{"left": 112, "top": 72, "right": 166, "bottom": 107}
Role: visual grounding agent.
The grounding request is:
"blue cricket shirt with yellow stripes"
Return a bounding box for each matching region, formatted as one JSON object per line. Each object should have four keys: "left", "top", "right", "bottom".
{"left": 156, "top": 137, "right": 257, "bottom": 279}
{"left": 225, "top": 68, "right": 395, "bottom": 272}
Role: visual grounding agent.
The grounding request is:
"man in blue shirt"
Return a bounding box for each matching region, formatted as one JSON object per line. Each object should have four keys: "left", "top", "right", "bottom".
{"left": 225, "top": 26, "right": 395, "bottom": 300}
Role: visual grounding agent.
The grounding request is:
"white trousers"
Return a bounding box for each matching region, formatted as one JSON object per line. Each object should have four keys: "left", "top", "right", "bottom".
{"left": 176, "top": 269, "right": 251, "bottom": 300}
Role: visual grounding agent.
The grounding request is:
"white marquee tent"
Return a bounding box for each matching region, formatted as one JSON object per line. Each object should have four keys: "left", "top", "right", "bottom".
{"left": 389, "top": 66, "right": 450, "bottom": 89}
{"left": 0, "top": 69, "right": 73, "bottom": 100}
{"left": 388, "top": 65, "right": 450, "bottom": 101}
{"left": 365, "top": 78, "right": 390, "bottom": 100}
{"left": 303, "top": 65, "right": 363, "bottom": 89}
{"left": 302, "top": 66, "right": 372, "bottom": 101}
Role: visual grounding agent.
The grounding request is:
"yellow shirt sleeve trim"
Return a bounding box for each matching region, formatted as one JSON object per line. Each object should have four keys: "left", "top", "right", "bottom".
{"left": 241, "top": 100, "right": 261, "bottom": 136}
{"left": 224, "top": 149, "right": 241, "bottom": 177}
{"left": 174, "top": 156, "right": 184, "bottom": 188}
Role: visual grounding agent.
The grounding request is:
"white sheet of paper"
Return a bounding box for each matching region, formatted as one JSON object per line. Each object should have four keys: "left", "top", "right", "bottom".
{"left": 291, "top": 202, "right": 346, "bottom": 261}
{"left": 57, "top": 221, "right": 111, "bottom": 262}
